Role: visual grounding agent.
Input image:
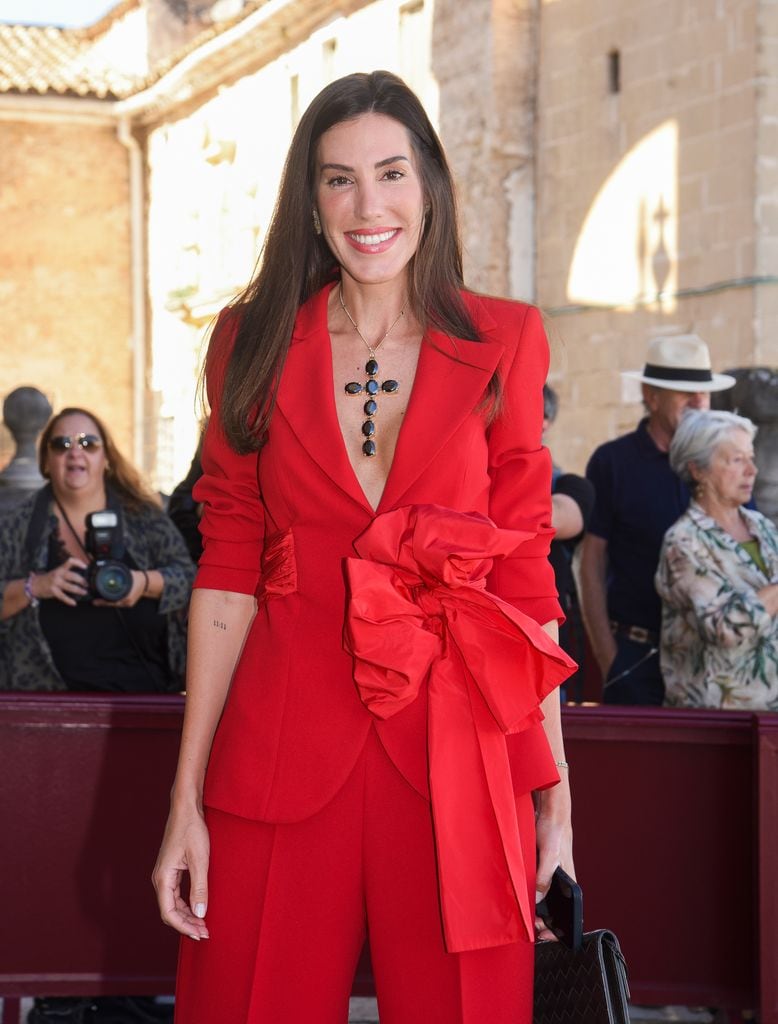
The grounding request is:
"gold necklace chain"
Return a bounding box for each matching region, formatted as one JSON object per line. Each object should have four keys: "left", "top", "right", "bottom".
{"left": 338, "top": 284, "right": 407, "bottom": 356}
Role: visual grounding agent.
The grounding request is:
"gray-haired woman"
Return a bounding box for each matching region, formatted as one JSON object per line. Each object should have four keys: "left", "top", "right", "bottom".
{"left": 655, "top": 409, "right": 778, "bottom": 709}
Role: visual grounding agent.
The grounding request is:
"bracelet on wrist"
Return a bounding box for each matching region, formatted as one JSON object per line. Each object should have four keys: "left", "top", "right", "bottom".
{"left": 140, "top": 569, "right": 150, "bottom": 595}
{"left": 555, "top": 760, "right": 570, "bottom": 770}
{"left": 24, "top": 572, "right": 40, "bottom": 608}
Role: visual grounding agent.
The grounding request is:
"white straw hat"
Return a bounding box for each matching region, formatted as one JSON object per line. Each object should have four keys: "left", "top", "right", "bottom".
{"left": 623, "top": 335, "right": 736, "bottom": 393}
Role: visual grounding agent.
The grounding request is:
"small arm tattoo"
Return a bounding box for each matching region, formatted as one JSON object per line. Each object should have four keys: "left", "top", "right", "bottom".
{"left": 213, "top": 620, "right": 227, "bottom": 631}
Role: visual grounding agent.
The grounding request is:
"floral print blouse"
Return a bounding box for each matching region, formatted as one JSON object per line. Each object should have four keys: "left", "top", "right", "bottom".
{"left": 655, "top": 502, "right": 778, "bottom": 710}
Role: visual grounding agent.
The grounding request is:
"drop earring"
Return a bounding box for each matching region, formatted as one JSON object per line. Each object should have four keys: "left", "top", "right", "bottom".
{"left": 312, "top": 208, "right": 322, "bottom": 235}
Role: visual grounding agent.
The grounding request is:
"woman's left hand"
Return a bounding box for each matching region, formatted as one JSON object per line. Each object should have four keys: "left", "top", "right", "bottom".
{"left": 534, "top": 781, "right": 575, "bottom": 942}
{"left": 93, "top": 570, "right": 148, "bottom": 608}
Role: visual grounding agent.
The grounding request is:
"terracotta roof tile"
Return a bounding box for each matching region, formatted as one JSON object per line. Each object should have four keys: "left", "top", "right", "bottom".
{"left": 0, "top": 22, "right": 145, "bottom": 99}
{"left": 0, "top": 0, "right": 270, "bottom": 103}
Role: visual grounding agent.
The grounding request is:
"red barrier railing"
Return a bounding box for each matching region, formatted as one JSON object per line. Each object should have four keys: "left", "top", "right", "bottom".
{"left": 0, "top": 696, "right": 775, "bottom": 1022}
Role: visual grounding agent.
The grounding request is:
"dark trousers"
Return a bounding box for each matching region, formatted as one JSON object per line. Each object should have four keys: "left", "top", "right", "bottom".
{"left": 603, "top": 633, "right": 664, "bottom": 706}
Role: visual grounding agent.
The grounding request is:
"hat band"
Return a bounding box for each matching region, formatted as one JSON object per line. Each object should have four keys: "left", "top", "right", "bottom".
{"left": 643, "top": 363, "right": 713, "bottom": 383}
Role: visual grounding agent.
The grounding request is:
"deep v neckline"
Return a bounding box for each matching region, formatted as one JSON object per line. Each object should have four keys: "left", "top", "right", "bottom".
{"left": 274, "top": 282, "right": 507, "bottom": 518}
{"left": 324, "top": 282, "right": 424, "bottom": 513}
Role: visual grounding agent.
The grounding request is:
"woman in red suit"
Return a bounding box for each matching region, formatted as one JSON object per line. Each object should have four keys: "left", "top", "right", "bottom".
{"left": 153, "top": 70, "right": 576, "bottom": 1023}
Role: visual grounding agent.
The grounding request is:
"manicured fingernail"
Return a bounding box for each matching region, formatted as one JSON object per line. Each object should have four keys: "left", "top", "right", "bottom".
{"left": 194, "top": 903, "right": 206, "bottom": 918}
{"left": 535, "top": 889, "right": 544, "bottom": 904}
{"left": 188, "top": 933, "right": 200, "bottom": 941}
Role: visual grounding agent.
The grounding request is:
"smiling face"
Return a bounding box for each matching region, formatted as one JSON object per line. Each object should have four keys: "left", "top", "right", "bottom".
{"left": 314, "top": 112, "right": 426, "bottom": 289}
{"left": 695, "top": 428, "right": 758, "bottom": 508}
{"left": 43, "top": 411, "right": 107, "bottom": 503}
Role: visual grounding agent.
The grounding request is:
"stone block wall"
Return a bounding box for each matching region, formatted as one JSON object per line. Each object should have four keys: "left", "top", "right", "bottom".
{"left": 433, "top": 0, "right": 537, "bottom": 300}
{"left": 0, "top": 120, "right": 133, "bottom": 469}
{"left": 534, "top": 0, "right": 775, "bottom": 473}
{"left": 755, "top": 0, "right": 778, "bottom": 368}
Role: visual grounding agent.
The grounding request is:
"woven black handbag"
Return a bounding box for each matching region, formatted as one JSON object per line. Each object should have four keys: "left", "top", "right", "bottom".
{"left": 534, "top": 928, "right": 631, "bottom": 1024}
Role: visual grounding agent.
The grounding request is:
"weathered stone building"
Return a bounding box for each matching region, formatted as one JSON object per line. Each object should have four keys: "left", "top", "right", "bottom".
{"left": 1, "top": 0, "right": 775, "bottom": 489}
{"left": 0, "top": 23, "right": 133, "bottom": 468}
{"left": 536, "top": 0, "right": 778, "bottom": 474}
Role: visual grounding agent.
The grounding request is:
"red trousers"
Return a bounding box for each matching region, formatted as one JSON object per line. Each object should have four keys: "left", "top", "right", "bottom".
{"left": 175, "top": 729, "right": 535, "bottom": 1023}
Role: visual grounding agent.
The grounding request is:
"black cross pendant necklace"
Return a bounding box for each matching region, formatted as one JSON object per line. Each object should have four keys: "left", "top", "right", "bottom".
{"left": 341, "top": 285, "right": 405, "bottom": 458}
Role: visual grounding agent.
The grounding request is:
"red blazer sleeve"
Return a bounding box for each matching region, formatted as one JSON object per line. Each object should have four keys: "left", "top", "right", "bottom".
{"left": 192, "top": 309, "right": 265, "bottom": 595}
{"left": 486, "top": 303, "right": 562, "bottom": 626}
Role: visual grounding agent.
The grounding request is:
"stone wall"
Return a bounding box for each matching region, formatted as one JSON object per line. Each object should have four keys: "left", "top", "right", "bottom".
{"left": 433, "top": 0, "right": 537, "bottom": 300}
{"left": 755, "top": 0, "right": 778, "bottom": 368}
{"left": 535, "top": 0, "right": 773, "bottom": 473}
{"left": 0, "top": 119, "right": 133, "bottom": 468}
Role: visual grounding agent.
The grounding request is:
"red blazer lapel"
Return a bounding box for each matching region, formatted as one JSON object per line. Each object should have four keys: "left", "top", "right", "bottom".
{"left": 275, "top": 284, "right": 372, "bottom": 512}
{"left": 378, "top": 299, "right": 505, "bottom": 511}
{"left": 276, "top": 285, "right": 505, "bottom": 515}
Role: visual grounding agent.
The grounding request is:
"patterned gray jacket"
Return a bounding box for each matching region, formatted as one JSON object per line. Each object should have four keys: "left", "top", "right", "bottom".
{"left": 655, "top": 502, "right": 778, "bottom": 710}
{"left": 0, "top": 488, "right": 196, "bottom": 691}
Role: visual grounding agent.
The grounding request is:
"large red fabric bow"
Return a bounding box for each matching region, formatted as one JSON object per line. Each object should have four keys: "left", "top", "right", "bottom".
{"left": 344, "top": 504, "right": 576, "bottom": 952}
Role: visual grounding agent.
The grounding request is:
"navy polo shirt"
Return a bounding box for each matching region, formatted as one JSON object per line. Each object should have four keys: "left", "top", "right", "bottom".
{"left": 586, "top": 418, "right": 690, "bottom": 632}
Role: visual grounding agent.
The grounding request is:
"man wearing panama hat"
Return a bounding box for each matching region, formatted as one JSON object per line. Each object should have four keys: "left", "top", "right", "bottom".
{"left": 579, "top": 335, "right": 735, "bottom": 705}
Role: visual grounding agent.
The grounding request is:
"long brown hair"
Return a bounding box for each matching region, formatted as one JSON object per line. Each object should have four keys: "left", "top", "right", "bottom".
{"left": 39, "top": 407, "right": 161, "bottom": 511}
{"left": 219, "top": 70, "right": 494, "bottom": 454}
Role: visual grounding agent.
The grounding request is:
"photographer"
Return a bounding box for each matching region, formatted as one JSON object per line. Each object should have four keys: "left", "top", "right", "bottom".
{"left": 0, "top": 405, "right": 195, "bottom": 695}
{"left": 0, "top": 407, "right": 195, "bottom": 1022}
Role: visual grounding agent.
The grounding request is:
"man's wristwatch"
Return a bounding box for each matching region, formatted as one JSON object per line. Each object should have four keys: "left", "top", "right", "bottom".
{"left": 24, "top": 572, "right": 39, "bottom": 608}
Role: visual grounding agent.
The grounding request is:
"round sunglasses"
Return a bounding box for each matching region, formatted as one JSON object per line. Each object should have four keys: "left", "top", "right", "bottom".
{"left": 47, "top": 433, "right": 104, "bottom": 453}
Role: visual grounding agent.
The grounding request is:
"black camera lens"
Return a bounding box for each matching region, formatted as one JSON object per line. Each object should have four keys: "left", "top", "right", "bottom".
{"left": 92, "top": 561, "right": 133, "bottom": 602}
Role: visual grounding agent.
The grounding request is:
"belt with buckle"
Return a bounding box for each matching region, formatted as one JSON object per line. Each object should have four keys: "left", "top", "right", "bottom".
{"left": 610, "top": 620, "right": 659, "bottom": 646}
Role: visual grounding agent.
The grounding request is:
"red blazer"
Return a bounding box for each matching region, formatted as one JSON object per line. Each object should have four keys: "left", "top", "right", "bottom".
{"left": 194, "top": 282, "right": 565, "bottom": 826}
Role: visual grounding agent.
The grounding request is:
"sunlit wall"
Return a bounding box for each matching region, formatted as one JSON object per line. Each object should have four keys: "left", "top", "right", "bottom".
{"left": 567, "top": 120, "right": 678, "bottom": 312}
{"left": 536, "top": 0, "right": 763, "bottom": 473}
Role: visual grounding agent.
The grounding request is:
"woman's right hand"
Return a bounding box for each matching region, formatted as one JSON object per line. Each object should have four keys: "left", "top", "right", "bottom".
{"left": 150, "top": 590, "right": 256, "bottom": 941}
{"left": 33, "top": 557, "right": 89, "bottom": 606}
{"left": 152, "top": 807, "right": 211, "bottom": 941}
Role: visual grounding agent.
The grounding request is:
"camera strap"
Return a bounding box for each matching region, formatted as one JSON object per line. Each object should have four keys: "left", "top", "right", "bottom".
{"left": 54, "top": 498, "right": 89, "bottom": 560}
{"left": 24, "top": 484, "right": 55, "bottom": 571}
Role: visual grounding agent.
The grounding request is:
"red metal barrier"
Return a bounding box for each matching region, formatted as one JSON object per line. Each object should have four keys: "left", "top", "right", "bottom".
{"left": 756, "top": 714, "right": 778, "bottom": 1024}
{"left": 0, "top": 696, "right": 775, "bottom": 1021}
{"left": 563, "top": 706, "right": 759, "bottom": 1011}
{"left": 0, "top": 694, "right": 182, "bottom": 1017}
